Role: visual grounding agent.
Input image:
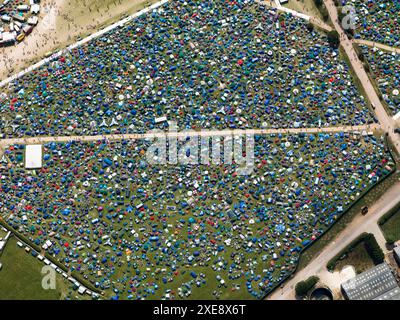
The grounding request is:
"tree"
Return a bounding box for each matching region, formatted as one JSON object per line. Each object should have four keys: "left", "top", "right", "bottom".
{"left": 295, "top": 276, "right": 319, "bottom": 297}
{"left": 306, "top": 22, "right": 314, "bottom": 32}
{"left": 364, "top": 233, "right": 385, "bottom": 264}
{"left": 327, "top": 31, "right": 340, "bottom": 49}
{"left": 314, "top": 0, "right": 323, "bottom": 7}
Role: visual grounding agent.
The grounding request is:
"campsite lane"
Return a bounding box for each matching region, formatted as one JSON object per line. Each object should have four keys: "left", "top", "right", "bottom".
{"left": 263, "top": 0, "right": 332, "bottom": 31}
{"left": 354, "top": 39, "right": 400, "bottom": 54}
{"left": 265, "top": 0, "right": 400, "bottom": 300}
{"left": 0, "top": 123, "right": 379, "bottom": 149}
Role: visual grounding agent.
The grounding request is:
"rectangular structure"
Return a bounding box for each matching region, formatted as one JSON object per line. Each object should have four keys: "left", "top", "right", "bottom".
{"left": 25, "top": 145, "right": 43, "bottom": 169}
{"left": 341, "top": 263, "right": 400, "bottom": 300}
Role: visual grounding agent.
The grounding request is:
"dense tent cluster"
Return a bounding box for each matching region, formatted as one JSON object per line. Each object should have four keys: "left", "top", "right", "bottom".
{"left": 340, "top": 0, "right": 400, "bottom": 47}
{"left": 359, "top": 45, "right": 400, "bottom": 115}
{"left": 0, "top": 133, "right": 393, "bottom": 299}
{"left": 0, "top": 0, "right": 374, "bottom": 138}
{"left": 0, "top": 0, "right": 40, "bottom": 46}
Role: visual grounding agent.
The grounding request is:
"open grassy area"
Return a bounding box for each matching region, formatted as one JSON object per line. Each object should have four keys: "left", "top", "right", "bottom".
{"left": 60, "top": 0, "right": 160, "bottom": 41}
{"left": 380, "top": 209, "right": 400, "bottom": 244}
{"left": 333, "top": 241, "right": 375, "bottom": 274}
{"left": 0, "top": 229, "right": 7, "bottom": 239}
{"left": 0, "top": 237, "right": 69, "bottom": 300}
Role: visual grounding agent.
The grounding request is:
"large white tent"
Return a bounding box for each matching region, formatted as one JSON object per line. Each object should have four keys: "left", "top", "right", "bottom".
{"left": 25, "top": 145, "right": 43, "bottom": 169}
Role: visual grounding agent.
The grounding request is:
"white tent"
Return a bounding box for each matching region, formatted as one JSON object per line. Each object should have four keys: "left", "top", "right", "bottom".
{"left": 25, "top": 145, "right": 43, "bottom": 169}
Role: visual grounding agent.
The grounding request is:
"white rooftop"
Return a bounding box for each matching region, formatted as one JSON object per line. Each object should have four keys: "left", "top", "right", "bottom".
{"left": 25, "top": 145, "right": 43, "bottom": 169}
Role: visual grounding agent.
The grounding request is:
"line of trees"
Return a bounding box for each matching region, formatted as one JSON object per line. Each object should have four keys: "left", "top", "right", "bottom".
{"left": 364, "top": 233, "right": 385, "bottom": 264}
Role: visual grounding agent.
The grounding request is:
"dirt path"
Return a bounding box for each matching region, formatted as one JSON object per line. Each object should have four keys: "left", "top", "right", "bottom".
{"left": 0, "top": 124, "right": 378, "bottom": 149}
{"left": 265, "top": 0, "right": 332, "bottom": 31}
{"left": 267, "top": 181, "right": 400, "bottom": 300}
{"left": 266, "top": 1, "right": 400, "bottom": 299}
{"left": 354, "top": 39, "right": 400, "bottom": 54}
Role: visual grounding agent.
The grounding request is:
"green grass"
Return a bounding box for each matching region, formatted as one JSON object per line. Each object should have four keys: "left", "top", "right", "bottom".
{"left": 0, "top": 237, "right": 69, "bottom": 300}
{"left": 333, "top": 242, "right": 375, "bottom": 274}
{"left": 380, "top": 209, "right": 400, "bottom": 244}
{"left": 0, "top": 229, "right": 7, "bottom": 239}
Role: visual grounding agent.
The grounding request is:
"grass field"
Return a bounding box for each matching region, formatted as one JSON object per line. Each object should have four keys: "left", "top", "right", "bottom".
{"left": 333, "top": 242, "right": 375, "bottom": 274}
{"left": 0, "top": 229, "right": 7, "bottom": 239}
{"left": 381, "top": 209, "right": 400, "bottom": 244}
{"left": 0, "top": 237, "right": 71, "bottom": 300}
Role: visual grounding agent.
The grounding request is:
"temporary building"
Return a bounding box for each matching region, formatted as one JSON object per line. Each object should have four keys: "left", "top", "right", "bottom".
{"left": 25, "top": 145, "right": 43, "bottom": 169}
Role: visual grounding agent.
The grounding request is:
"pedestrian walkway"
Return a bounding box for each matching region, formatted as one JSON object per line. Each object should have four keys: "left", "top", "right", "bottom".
{"left": 269, "top": 0, "right": 332, "bottom": 31}
{"left": 354, "top": 39, "right": 400, "bottom": 54}
{"left": 0, "top": 124, "right": 379, "bottom": 150}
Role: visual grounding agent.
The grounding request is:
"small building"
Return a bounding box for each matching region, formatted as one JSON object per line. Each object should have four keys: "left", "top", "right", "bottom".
{"left": 17, "top": 5, "right": 30, "bottom": 12}
{"left": 0, "top": 31, "right": 16, "bottom": 43}
{"left": 78, "top": 286, "right": 86, "bottom": 295}
{"left": 25, "top": 145, "right": 43, "bottom": 169}
{"left": 341, "top": 263, "right": 400, "bottom": 300}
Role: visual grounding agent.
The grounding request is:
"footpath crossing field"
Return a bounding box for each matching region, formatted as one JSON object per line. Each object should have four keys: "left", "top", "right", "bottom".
{"left": 358, "top": 45, "right": 400, "bottom": 116}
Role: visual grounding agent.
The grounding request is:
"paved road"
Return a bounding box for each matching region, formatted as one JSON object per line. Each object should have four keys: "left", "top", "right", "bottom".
{"left": 324, "top": 0, "right": 400, "bottom": 156}
{"left": 354, "top": 39, "right": 400, "bottom": 54}
{"left": 268, "top": 181, "right": 400, "bottom": 300}
{"left": 0, "top": 124, "right": 378, "bottom": 149}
